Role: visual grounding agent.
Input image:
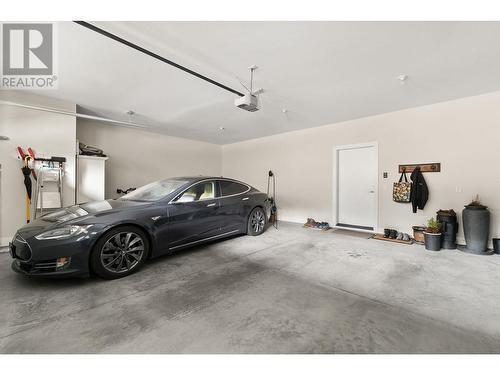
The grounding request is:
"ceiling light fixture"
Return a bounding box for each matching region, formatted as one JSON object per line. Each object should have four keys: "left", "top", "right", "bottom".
{"left": 126, "top": 110, "right": 136, "bottom": 124}
{"left": 398, "top": 74, "right": 408, "bottom": 83}
{"left": 218, "top": 126, "right": 226, "bottom": 131}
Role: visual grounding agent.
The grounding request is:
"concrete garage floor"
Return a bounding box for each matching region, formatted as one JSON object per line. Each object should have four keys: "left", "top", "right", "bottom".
{"left": 1, "top": 222, "right": 500, "bottom": 353}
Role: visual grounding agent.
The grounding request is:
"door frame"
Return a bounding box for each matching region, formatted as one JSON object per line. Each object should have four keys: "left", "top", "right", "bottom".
{"left": 332, "top": 141, "right": 379, "bottom": 233}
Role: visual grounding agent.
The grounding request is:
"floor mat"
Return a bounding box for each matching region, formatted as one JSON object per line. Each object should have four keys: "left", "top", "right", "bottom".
{"left": 330, "top": 229, "right": 373, "bottom": 239}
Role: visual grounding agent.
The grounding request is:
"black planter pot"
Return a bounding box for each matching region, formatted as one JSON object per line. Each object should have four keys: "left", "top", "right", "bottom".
{"left": 493, "top": 238, "right": 500, "bottom": 254}
{"left": 424, "top": 232, "right": 441, "bottom": 251}
{"left": 436, "top": 209, "right": 458, "bottom": 249}
{"left": 462, "top": 204, "right": 490, "bottom": 254}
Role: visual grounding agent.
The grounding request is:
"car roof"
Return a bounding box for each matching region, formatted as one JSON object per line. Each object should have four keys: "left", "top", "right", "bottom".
{"left": 170, "top": 176, "right": 255, "bottom": 192}
{"left": 172, "top": 176, "right": 242, "bottom": 183}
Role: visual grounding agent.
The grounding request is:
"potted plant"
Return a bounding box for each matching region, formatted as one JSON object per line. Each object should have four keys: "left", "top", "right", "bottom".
{"left": 412, "top": 225, "right": 426, "bottom": 243}
{"left": 462, "top": 195, "right": 490, "bottom": 253}
{"left": 424, "top": 217, "right": 442, "bottom": 251}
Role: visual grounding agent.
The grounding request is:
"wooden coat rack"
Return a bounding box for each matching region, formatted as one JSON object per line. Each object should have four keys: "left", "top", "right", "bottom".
{"left": 398, "top": 163, "right": 441, "bottom": 173}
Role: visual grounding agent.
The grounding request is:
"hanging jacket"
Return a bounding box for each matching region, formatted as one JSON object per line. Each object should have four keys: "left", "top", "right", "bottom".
{"left": 410, "top": 167, "right": 428, "bottom": 213}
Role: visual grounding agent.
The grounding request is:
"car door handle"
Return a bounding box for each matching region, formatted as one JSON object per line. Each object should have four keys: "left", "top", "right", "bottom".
{"left": 206, "top": 203, "right": 216, "bottom": 207}
{"left": 242, "top": 197, "right": 249, "bottom": 201}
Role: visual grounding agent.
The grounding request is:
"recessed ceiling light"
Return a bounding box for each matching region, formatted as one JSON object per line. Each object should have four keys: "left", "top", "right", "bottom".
{"left": 218, "top": 126, "right": 226, "bottom": 131}
{"left": 282, "top": 109, "right": 288, "bottom": 114}
{"left": 398, "top": 74, "right": 408, "bottom": 82}
{"left": 126, "top": 110, "right": 135, "bottom": 116}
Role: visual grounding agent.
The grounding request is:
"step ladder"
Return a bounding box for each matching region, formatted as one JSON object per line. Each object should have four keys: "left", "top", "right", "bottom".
{"left": 33, "top": 157, "right": 66, "bottom": 218}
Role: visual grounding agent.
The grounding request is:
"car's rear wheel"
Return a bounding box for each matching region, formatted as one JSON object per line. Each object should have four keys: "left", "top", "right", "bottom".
{"left": 247, "top": 207, "right": 267, "bottom": 236}
{"left": 90, "top": 226, "right": 148, "bottom": 279}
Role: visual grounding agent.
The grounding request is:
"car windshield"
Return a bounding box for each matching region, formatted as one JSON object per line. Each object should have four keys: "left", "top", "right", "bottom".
{"left": 118, "top": 179, "right": 188, "bottom": 202}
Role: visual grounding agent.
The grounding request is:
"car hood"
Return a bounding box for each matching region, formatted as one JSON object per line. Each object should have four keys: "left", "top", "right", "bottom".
{"left": 15, "top": 199, "right": 148, "bottom": 239}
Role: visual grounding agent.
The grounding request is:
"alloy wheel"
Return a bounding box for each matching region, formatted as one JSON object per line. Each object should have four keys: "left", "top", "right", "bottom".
{"left": 250, "top": 209, "right": 265, "bottom": 233}
{"left": 100, "top": 232, "right": 145, "bottom": 274}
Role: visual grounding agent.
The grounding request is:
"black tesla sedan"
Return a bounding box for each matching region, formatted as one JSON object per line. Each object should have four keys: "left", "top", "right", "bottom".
{"left": 9, "top": 176, "right": 270, "bottom": 279}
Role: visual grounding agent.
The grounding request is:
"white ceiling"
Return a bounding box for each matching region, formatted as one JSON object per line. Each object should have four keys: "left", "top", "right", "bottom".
{"left": 24, "top": 22, "right": 500, "bottom": 144}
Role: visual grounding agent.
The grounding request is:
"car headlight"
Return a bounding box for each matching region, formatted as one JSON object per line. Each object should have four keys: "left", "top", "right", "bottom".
{"left": 35, "top": 225, "right": 92, "bottom": 240}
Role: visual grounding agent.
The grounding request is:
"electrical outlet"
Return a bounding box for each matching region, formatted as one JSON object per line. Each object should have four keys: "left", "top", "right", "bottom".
{"left": 455, "top": 186, "right": 462, "bottom": 193}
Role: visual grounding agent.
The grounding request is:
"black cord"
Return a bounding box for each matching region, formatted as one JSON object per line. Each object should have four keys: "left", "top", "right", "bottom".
{"left": 267, "top": 170, "right": 278, "bottom": 229}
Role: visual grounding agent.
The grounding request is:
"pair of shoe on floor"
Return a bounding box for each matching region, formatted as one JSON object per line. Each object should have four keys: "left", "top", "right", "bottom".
{"left": 384, "top": 228, "right": 410, "bottom": 241}
{"left": 305, "top": 218, "right": 330, "bottom": 230}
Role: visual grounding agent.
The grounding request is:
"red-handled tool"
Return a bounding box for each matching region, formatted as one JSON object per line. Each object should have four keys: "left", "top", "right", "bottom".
{"left": 27, "top": 147, "right": 37, "bottom": 180}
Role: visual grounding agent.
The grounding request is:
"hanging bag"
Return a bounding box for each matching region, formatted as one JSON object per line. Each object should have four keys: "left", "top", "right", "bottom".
{"left": 393, "top": 170, "right": 412, "bottom": 203}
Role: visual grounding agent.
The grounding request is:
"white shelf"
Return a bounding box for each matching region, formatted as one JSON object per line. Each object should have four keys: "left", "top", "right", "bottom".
{"left": 77, "top": 154, "right": 109, "bottom": 161}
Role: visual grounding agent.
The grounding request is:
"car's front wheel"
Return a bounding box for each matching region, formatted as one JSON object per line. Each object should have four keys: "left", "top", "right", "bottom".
{"left": 90, "top": 226, "right": 149, "bottom": 279}
{"left": 247, "top": 207, "right": 267, "bottom": 236}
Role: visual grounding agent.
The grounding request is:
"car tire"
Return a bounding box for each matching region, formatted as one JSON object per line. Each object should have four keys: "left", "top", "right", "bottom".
{"left": 90, "top": 226, "right": 149, "bottom": 280}
{"left": 247, "top": 207, "right": 267, "bottom": 236}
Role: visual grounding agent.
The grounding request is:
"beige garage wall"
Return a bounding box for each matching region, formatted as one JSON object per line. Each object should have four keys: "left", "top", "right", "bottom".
{"left": 0, "top": 92, "right": 76, "bottom": 246}
{"left": 222, "top": 91, "right": 500, "bottom": 244}
{"left": 3, "top": 90, "right": 499, "bottom": 247}
{"left": 76, "top": 120, "right": 222, "bottom": 199}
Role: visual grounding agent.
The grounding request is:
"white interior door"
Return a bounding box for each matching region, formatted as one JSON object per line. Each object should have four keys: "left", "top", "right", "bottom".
{"left": 337, "top": 144, "right": 377, "bottom": 230}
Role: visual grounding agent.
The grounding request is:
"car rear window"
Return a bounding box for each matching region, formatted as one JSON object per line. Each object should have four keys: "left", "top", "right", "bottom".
{"left": 219, "top": 181, "right": 249, "bottom": 197}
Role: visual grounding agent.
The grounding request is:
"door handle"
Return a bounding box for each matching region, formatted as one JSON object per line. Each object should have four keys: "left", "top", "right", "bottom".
{"left": 242, "top": 197, "right": 249, "bottom": 201}
{"left": 206, "top": 203, "right": 216, "bottom": 207}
